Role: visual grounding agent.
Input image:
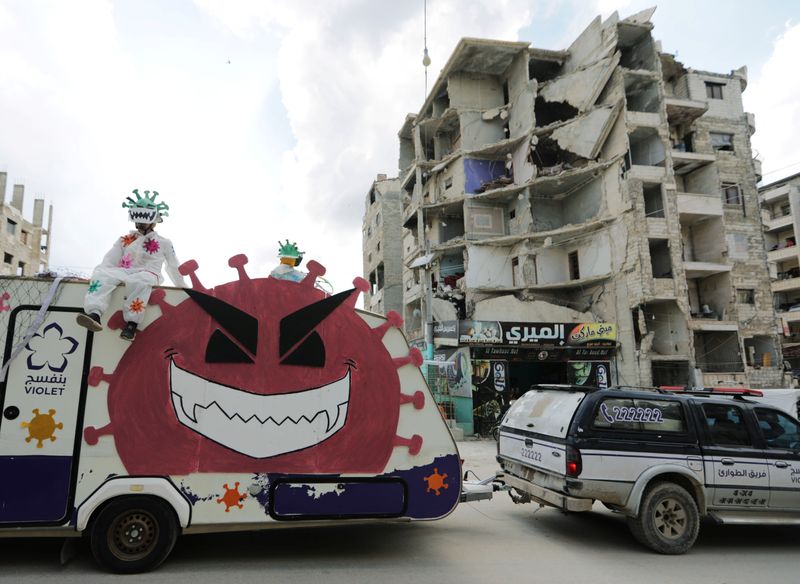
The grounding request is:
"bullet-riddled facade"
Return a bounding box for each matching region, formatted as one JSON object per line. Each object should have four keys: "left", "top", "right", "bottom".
{"left": 365, "top": 8, "right": 784, "bottom": 434}
{"left": 0, "top": 172, "right": 52, "bottom": 277}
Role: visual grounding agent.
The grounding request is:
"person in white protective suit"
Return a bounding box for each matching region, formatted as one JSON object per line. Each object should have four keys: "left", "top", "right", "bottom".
{"left": 270, "top": 240, "right": 306, "bottom": 282}
{"left": 76, "top": 189, "right": 186, "bottom": 341}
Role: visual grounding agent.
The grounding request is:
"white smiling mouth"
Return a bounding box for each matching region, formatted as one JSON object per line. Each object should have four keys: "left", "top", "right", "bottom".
{"left": 169, "top": 360, "right": 350, "bottom": 458}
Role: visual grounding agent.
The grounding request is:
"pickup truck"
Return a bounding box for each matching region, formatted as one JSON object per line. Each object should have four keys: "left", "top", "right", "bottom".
{"left": 497, "top": 384, "right": 800, "bottom": 554}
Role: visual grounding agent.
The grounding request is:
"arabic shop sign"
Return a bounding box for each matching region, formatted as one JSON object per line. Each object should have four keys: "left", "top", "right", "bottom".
{"left": 435, "top": 320, "right": 617, "bottom": 348}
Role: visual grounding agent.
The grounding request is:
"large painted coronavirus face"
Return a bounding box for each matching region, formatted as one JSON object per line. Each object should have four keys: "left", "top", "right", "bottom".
{"left": 84, "top": 255, "right": 424, "bottom": 475}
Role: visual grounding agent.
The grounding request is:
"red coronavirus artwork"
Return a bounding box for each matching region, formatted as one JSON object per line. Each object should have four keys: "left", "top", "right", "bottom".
{"left": 84, "top": 255, "right": 425, "bottom": 475}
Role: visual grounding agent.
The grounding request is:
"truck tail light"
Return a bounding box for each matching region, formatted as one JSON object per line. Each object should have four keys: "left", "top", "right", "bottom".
{"left": 566, "top": 445, "right": 582, "bottom": 477}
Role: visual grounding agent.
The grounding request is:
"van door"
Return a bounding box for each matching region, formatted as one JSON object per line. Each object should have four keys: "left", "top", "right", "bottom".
{"left": 0, "top": 307, "right": 91, "bottom": 525}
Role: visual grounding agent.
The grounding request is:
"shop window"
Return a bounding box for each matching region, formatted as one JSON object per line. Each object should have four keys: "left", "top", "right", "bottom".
{"left": 705, "top": 82, "right": 724, "bottom": 100}
{"left": 710, "top": 132, "right": 734, "bottom": 152}
{"left": 722, "top": 183, "right": 742, "bottom": 205}
{"left": 568, "top": 251, "right": 580, "bottom": 280}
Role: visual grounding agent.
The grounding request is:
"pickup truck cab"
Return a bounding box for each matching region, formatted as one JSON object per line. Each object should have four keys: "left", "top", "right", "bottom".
{"left": 497, "top": 384, "right": 800, "bottom": 554}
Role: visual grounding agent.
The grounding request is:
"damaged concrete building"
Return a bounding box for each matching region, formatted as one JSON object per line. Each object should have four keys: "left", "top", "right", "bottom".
{"left": 760, "top": 172, "right": 800, "bottom": 377}
{"left": 362, "top": 174, "right": 404, "bottom": 316}
{"left": 0, "top": 172, "right": 52, "bottom": 277}
{"left": 365, "top": 8, "right": 784, "bottom": 434}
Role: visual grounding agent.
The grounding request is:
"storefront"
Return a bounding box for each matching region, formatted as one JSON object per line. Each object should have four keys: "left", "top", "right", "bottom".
{"left": 430, "top": 320, "right": 617, "bottom": 435}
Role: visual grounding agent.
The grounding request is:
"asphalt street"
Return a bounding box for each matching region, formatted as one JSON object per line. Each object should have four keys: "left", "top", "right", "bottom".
{"left": 2, "top": 439, "right": 798, "bottom": 583}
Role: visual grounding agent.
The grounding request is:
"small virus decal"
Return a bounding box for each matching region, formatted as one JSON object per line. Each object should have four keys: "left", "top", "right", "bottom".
{"left": 143, "top": 238, "right": 160, "bottom": 254}
{"left": 88, "top": 280, "right": 101, "bottom": 293}
{"left": 0, "top": 291, "right": 11, "bottom": 312}
{"left": 121, "top": 233, "right": 138, "bottom": 247}
{"left": 217, "top": 481, "right": 246, "bottom": 511}
{"left": 21, "top": 408, "right": 63, "bottom": 448}
{"left": 129, "top": 298, "right": 145, "bottom": 313}
{"left": 118, "top": 254, "right": 133, "bottom": 269}
{"left": 423, "top": 468, "right": 449, "bottom": 496}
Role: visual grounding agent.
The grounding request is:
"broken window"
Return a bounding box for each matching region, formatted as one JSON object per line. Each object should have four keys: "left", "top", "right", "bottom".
{"left": 511, "top": 256, "right": 519, "bottom": 286}
{"left": 628, "top": 127, "right": 666, "bottom": 166}
{"left": 710, "top": 132, "right": 734, "bottom": 152}
{"left": 445, "top": 177, "right": 453, "bottom": 190}
{"left": 4, "top": 253, "right": 13, "bottom": 265}
{"left": 568, "top": 251, "right": 580, "bottom": 280}
{"left": 722, "top": 183, "right": 742, "bottom": 205}
{"left": 20, "top": 230, "right": 28, "bottom": 245}
{"left": 463, "top": 158, "right": 511, "bottom": 194}
{"left": 705, "top": 82, "right": 724, "bottom": 100}
{"left": 651, "top": 361, "right": 691, "bottom": 388}
{"left": 534, "top": 96, "right": 579, "bottom": 127}
{"left": 695, "top": 331, "right": 743, "bottom": 373}
{"left": 744, "top": 336, "right": 777, "bottom": 367}
{"left": 736, "top": 289, "right": 755, "bottom": 304}
{"left": 643, "top": 183, "right": 665, "bottom": 218}
{"left": 649, "top": 239, "right": 672, "bottom": 278}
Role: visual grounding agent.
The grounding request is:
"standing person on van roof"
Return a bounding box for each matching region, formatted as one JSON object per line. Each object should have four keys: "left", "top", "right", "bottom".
{"left": 76, "top": 189, "right": 186, "bottom": 341}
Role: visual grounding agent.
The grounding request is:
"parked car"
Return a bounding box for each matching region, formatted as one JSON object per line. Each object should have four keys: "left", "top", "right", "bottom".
{"left": 496, "top": 384, "right": 800, "bottom": 554}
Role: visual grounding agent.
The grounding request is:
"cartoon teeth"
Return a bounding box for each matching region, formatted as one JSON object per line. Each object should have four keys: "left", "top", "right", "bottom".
{"left": 169, "top": 361, "right": 350, "bottom": 458}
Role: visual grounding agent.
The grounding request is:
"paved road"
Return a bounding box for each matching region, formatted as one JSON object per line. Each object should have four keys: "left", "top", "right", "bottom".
{"left": 3, "top": 440, "right": 799, "bottom": 583}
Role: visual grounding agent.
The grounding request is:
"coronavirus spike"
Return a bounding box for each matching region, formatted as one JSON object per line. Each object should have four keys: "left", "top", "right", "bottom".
{"left": 393, "top": 347, "right": 423, "bottom": 369}
{"left": 393, "top": 434, "right": 423, "bottom": 455}
{"left": 178, "top": 259, "right": 208, "bottom": 291}
{"left": 84, "top": 424, "right": 113, "bottom": 446}
{"left": 372, "top": 311, "right": 403, "bottom": 339}
{"left": 400, "top": 390, "right": 425, "bottom": 410}
{"left": 301, "top": 260, "right": 326, "bottom": 287}
{"left": 228, "top": 254, "right": 250, "bottom": 280}
{"left": 87, "top": 366, "right": 114, "bottom": 387}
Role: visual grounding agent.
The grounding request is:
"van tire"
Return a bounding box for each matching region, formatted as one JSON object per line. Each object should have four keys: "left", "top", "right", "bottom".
{"left": 90, "top": 496, "right": 178, "bottom": 573}
{"left": 627, "top": 482, "right": 699, "bottom": 554}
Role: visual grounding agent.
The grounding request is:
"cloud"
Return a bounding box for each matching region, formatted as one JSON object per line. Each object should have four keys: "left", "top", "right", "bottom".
{"left": 745, "top": 20, "right": 800, "bottom": 183}
{"left": 193, "top": 0, "right": 537, "bottom": 288}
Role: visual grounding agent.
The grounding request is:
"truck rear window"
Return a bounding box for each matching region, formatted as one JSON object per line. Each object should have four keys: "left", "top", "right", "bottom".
{"left": 592, "top": 398, "right": 685, "bottom": 432}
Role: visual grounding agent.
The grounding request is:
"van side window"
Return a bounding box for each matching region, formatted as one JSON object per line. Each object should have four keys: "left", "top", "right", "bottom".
{"left": 755, "top": 408, "right": 800, "bottom": 450}
{"left": 702, "top": 404, "right": 752, "bottom": 446}
{"left": 592, "top": 398, "right": 685, "bottom": 432}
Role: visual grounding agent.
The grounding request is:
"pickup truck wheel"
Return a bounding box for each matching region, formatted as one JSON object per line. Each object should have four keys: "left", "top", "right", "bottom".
{"left": 90, "top": 496, "right": 178, "bottom": 573}
{"left": 628, "top": 483, "right": 699, "bottom": 554}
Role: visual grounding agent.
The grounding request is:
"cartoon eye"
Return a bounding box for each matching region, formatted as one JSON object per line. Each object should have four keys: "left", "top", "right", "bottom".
{"left": 279, "top": 288, "right": 355, "bottom": 368}
{"left": 185, "top": 289, "right": 258, "bottom": 356}
{"left": 205, "top": 329, "right": 254, "bottom": 364}
{"left": 280, "top": 331, "right": 325, "bottom": 367}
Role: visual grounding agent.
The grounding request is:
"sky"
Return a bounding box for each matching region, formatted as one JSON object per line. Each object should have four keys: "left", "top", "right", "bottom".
{"left": 0, "top": 0, "right": 799, "bottom": 291}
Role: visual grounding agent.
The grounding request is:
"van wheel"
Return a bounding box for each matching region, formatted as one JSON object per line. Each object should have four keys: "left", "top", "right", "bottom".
{"left": 627, "top": 482, "right": 699, "bottom": 554}
{"left": 90, "top": 496, "right": 178, "bottom": 573}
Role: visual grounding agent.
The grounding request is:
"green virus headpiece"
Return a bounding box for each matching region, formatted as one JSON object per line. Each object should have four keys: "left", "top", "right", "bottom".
{"left": 122, "top": 189, "right": 170, "bottom": 223}
{"left": 278, "top": 240, "right": 304, "bottom": 259}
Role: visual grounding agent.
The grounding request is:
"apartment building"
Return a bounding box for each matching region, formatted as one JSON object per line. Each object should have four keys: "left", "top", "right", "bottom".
{"left": 0, "top": 172, "right": 52, "bottom": 277}
{"left": 362, "top": 174, "right": 404, "bottom": 316}
{"left": 760, "top": 172, "right": 800, "bottom": 375}
{"left": 364, "top": 7, "right": 784, "bottom": 434}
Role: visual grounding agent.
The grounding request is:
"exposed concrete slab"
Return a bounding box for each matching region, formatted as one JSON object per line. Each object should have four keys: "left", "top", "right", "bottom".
{"left": 550, "top": 104, "right": 621, "bottom": 160}
{"left": 473, "top": 295, "right": 592, "bottom": 322}
{"left": 539, "top": 54, "right": 619, "bottom": 112}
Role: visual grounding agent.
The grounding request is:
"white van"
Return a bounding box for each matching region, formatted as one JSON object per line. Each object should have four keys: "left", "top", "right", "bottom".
{"left": 0, "top": 264, "right": 460, "bottom": 572}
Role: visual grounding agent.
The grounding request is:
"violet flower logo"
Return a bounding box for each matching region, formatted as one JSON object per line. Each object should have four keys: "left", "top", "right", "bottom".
{"left": 25, "top": 322, "right": 79, "bottom": 372}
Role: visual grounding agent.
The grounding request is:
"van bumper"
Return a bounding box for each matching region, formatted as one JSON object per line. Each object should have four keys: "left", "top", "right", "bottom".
{"left": 499, "top": 472, "right": 594, "bottom": 512}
